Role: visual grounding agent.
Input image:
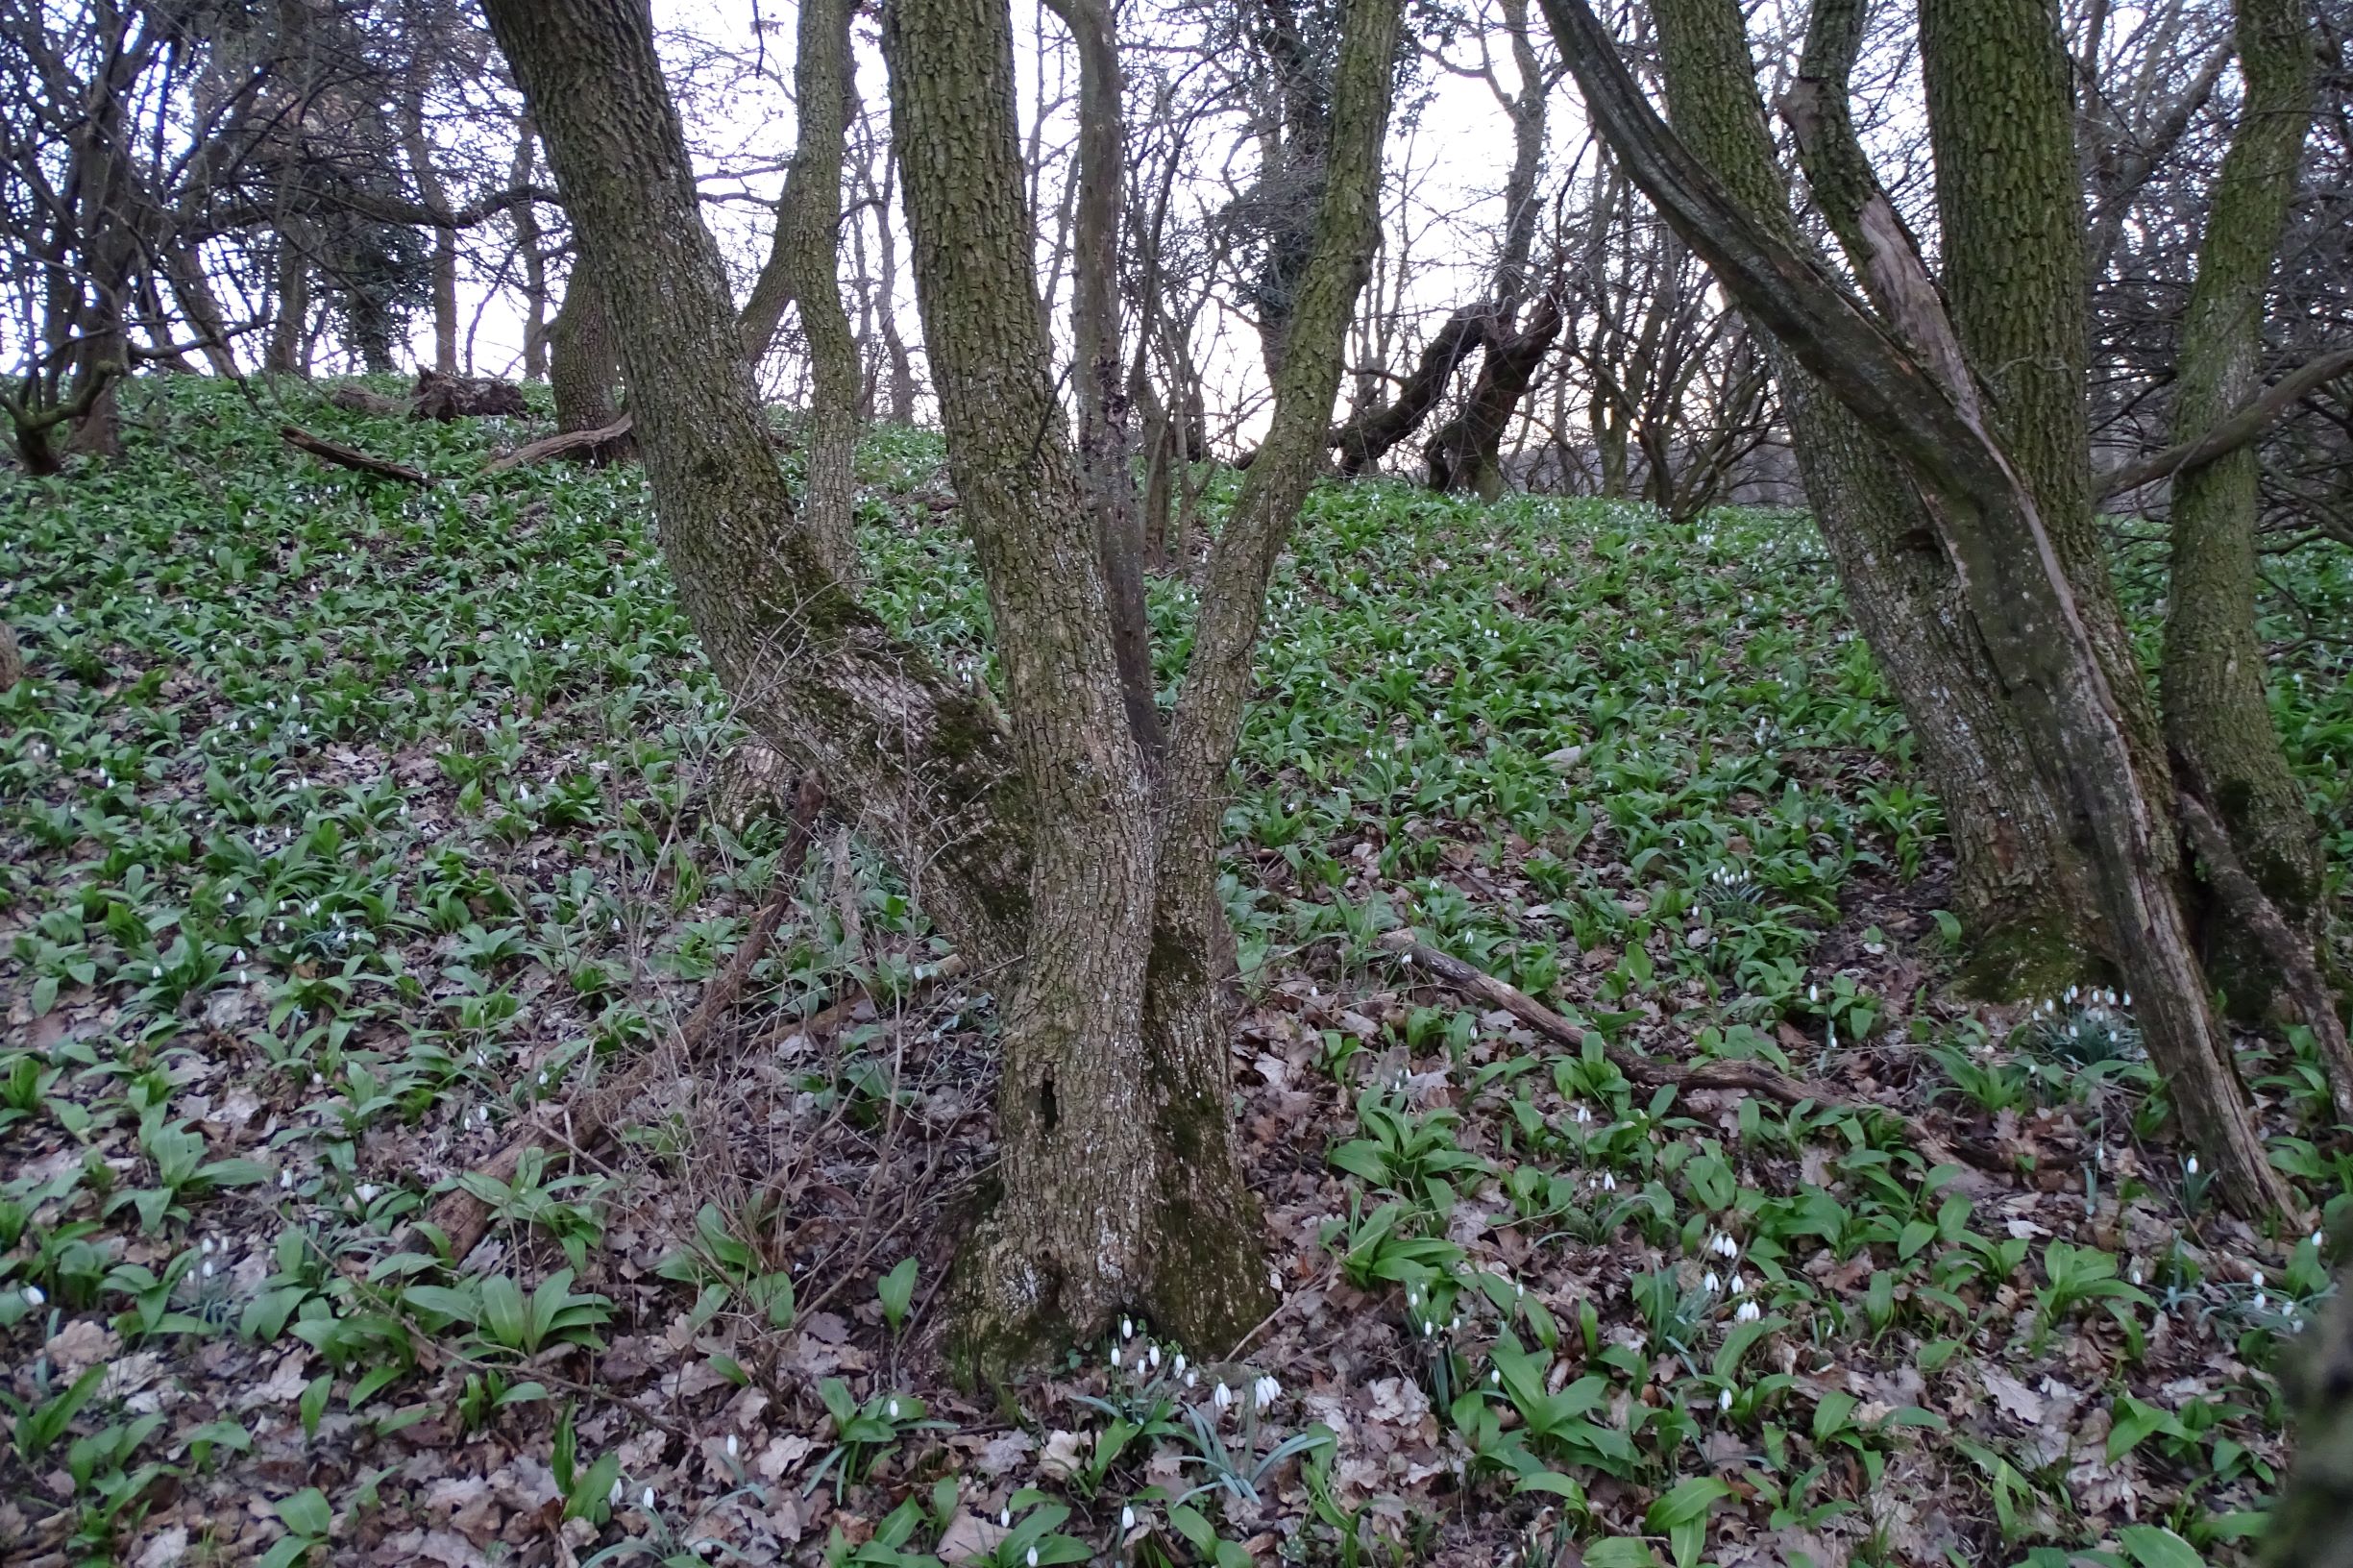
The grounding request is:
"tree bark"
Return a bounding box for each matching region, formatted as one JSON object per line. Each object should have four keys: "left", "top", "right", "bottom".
{"left": 548, "top": 260, "right": 622, "bottom": 434}
{"left": 1044, "top": 0, "right": 1159, "bottom": 756}
{"left": 770, "top": 0, "right": 862, "bottom": 582}
{"left": 882, "top": 0, "right": 1170, "bottom": 1368}
{"left": 1537, "top": 0, "right": 2291, "bottom": 1215}
{"left": 265, "top": 230, "right": 309, "bottom": 378}
{"left": 512, "top": 126, "right": 551, "bottom": 380}
{"left": 404, "top": 79, "right": 461, "bottom": 377}
{"left": 1329, "top": 304, "right": 1488, "bottom": 475}
{"left": 2160, "top": 0, "right": 2325, "bottom": 1007}
{"left": 1426, "top": 292, "right": 1561, "bottom": 500}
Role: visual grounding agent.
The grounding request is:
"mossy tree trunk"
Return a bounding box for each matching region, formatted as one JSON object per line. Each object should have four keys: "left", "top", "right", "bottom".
{"left": 488, "top": 0, "right": 1402, "bottom": 1367}
{"left": 2159, "top": 0, "right": 2324, "bottom": 1009}
{"left": 1538, "top": 0, "right": 2292, "bottom": 1214}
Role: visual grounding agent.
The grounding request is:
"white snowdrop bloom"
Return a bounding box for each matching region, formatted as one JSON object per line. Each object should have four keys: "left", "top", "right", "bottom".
{"left": 1807, "top": 984, "right": 1818, "bottom": 1003}
{"left": 2186, "top": 1155, "right": 2200, "bottom": 1176}
{"left": 203, "top": 1261, "right": 215, "bottom": 1279}
{"left": 641, "top": 1488, "right": 656, "bottom": 1511}
{"left": 1730, "top": 1273, "right": 1749, "bottom": 1295}
{"left": 355, "top": 1184, "right": 380, "bottom": 1203}
{"left": 1027, "top": 1549, "right": 1040, "bottom": 1567}
{"left": 1601, "top": 1172, "right": 1617, "bottom": 1192}
{"left": 609, "top": 1479, "right": 625, "bottom": 1505}
{"left": 150, "top": 965, "right": 162, "bottom": 978}
{"left": 2256, "top": 1291, "right": 2269, "bottom": 1311}
{"left": 1711, "top": 1233, "right": 1737, "bottom": 1259}
{"left": 1735, "top": 1301, "right": 1762, "bottom": 1323}
{"left": 23, "top": 1286, "right": 44, "bottom": 1307}
{"left": 1184, "top": 1369, "right": 1196, "bottom": 1387}
{"left": 280, "top": 1169, "right": 295, "bottom": 1188}
{"left": 2130, "top": 1267, "right": 2144, "bottom": 1286}
{"left": 1148, "top": 1343, "right": 1162, "bottom": 1370}
{"left": 233, "top": 949, "right": 247, "bottom": 964}
{"left": 1703, "top": 1271, "right": 1721, "bottom": 1294}
{"left": 1213, "top": 1382, "right": 1233, "bottom": 1409}
{"left": 1000, "top": 1508, "right": 1012, "bottom": 1528}
{"left": 1490, "top": 1368, "right": 1503, "bottom": 1385}
{"left": 1121, "top": 1317, "right": 1134, "bottom": 1339}
{"left": 887, "top": 1399, "right": 900, "bottom": 1418}
{"left": 1718, "top": 1387, "right": 1733, "bottom": 1411}
{"left": 725, "top": 1434, "right": 739, "bottom": 1457}
{"left": 1255, "top": 1375, "right": 1281, "bottom": 1407}
{"left": 1121, "top": 1507, "right": 1136, "bottom": 1531}
{"left": 2121, "top": 993, "right": 2132, "bottom": 1007}
{"left": 1111, "top": 1345, "right": 1122, "bottom": 1367}
{"left": 1173, "top": 1353, "right": 1187, "bottom": 1378}
{"left": 2314, "top": 1231, "right": 2327, "bottom": 1249}
{"left": 1422, "top": 1319, "right": 1436, "bottom": 1337}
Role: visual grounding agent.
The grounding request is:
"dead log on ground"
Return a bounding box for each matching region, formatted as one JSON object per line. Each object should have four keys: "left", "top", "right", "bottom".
{"left": 280, "top": 425, "right": 430, "bottom": 485}
{"left": 484, "top": 413, "right": 636, "bottom": 474}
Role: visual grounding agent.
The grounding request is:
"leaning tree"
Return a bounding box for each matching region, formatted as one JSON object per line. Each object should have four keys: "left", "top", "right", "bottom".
{"left": 478, "top": 0, "right": 1405, "bottom": 1367}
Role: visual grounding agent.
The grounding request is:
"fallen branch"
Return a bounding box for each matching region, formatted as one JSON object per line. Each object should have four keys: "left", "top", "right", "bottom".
{"left": 1376, "top": 929, "right": 2017, "bottom": 1174}
{"left": 2177, "top": 789, "right": 2353, "bottom": 1125}
{"left": 484, "top": 413, "right": 635, "bottom": 474}
{"left": 280, "top": 424, "right": 430, "bottom": 485}
{"left": 424, "top": 778, "right": 822, "bottom": 1262}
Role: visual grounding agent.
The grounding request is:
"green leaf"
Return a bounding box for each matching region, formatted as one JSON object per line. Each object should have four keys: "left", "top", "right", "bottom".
{"left": 877, "top": 1257, "right": 918, "bottom": 1331}
{"left": 1584, "top": 1538, "right": 1662, "bottom": 1568}
{"left": 567, "top": 1452, "right": 621, "bottom": 1523}
{"left": 1646, "top": 1475, "right": 1731, "bottom": 1532}
{"left": 2118, "top": 1525, "right": 2204, "bottom": 1568}
{"left": 277, "top": 1486, "right": 332, "bottom": 1539}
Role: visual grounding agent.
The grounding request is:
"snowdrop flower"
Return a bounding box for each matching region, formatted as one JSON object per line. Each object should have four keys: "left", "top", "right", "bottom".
{"left": 1600, "top": 1172, "right": 1617, "bottom": 1192}
{"left": 23, "top": 1286, "right": 44, "bottom": 1308}
{"left": 1254, "top": 1375, "right": 1281, "bottom": 1407}
{"left": 1710, "top": 1233, "right": 1738, "bottom": 1260}
{"left": 1111, "top": 1345, "right": 1122, "bottom": 1367}
{"left": 1730, "top": 1273, "right": 1749, "bottom": 1295}
{"left": 2130, "top": 1266, "right": 2145, "bottom": 1286}
{"left": 2313, "top": 1231, "right": 2327, "bottom": 1250}
{"left": 609, "top": 1478, "right": 625, "bottom": 1505}
{"left": 1121, "top": 1316, "right": 1134, "bottom": 1339}
{"left": 1148, "top": 1343, "right": 1162, "bottom": 1370}
{"left": 151, "top": 964, "right": 162, "bottom": 978}
{"left": 1121, "top": 1506, "right": 1136, "bottom": 1531}
{"left": 1703, "top": 1271, "right": 1721, "bottom": 1294}
{"left": 2186, "top": 1155, "right": 2199, "bottom": 1176}
{"left": 1184, "top": 1369, "right": 1196, "bottom": 1387}
{"left": 280, "top": 1168, "right": 295, "bottom": 1189}
{"left": 725, "top": 1434, "right": 739, "bottom": 1457}
{"left": 1735, "top": 1300, "right": 1762, "bottom": 1323}
{"left": 1173, "top": 1353, "right": 1187, "bottom": 1378}
{"left": 355, "top": 1184, "right": 380, "bottom": 1203}
{"left": 2253, "top": 1271, "right": 2267, "bottom": 1290}
{"left": 1718, "top": 1387, "right": 1733, "bottom": 1411}
{"left": 1491, "top": 1369, "right": 1502, "bottom": 1385}
{"left": 641, "top": 1487, "right": 656, "bottom": 1512}
{"left": 887, "top": 1398, "right": 900, "bottom": 1418}
{"left": 2256, "top": 1289, "right": 2269, "bottom": 1311}
{"left": 1000, "top": 1508, "right": 1012, "bottom": 1528}
{"left": 1027, "top": 1549, "right": 1040, "bottom": 1567}
{"left": 1213, "top": 1382, "right": 1233, "bottom": 1410}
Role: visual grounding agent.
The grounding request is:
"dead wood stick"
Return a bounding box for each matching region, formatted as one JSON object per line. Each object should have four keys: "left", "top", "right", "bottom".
{"left": 2177, "top": 790, "right": 2353, "bottom": 1125}
{"left": 280, "top": 423, "right": 430, "bottom": 484}
{"left": 1375, "top": 929, "right": 2014, "bottom": 1174}
{"left": 483, "top": 413, "right": 635, "bottom": 474}
{"left": 2096, "top": 345, "right": 2353, "bottom": 499}
{"left": 424, "top": 779, "right": 822, "bottom": 1261}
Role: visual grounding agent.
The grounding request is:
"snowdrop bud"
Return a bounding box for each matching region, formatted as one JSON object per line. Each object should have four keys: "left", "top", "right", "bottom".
{"left": 1027, "top": 1549, "right": 1039, "bottom": 1567}
{"left": 23, "top": 1286, "right": 43, "bottom": 1307}
{"left": 2256, "top": 1291, "right": 2268, "bottom": 1311}
{"left": 2130, "top": 1267, "right": 2144, "bottom": 1286}
{"left": 2186, "top": 1155, "right": 2199, "bottom": 1176}
{"left": 2314, "top": 1231, "right": 2327, "bottom": 1249}
{"left": 1111, "top": 1345, "right": 1122, "bottom": 1366}
{"left": 1718, "top": 1387, "right": 1733, "bottom": 1411}
{"left": 609, "top": 1479, "right": 624, "bottom": 1505}
{"left": 1148, "top": 1343, "right": 1162, "bottom": 1369}
{"left": 641, "top": 1487, "right": 656, "bottom": 1512}
{"left": 887, "top": 1399, "right": 900, "bottom": 1418}
{"left": 726, "top": 1434, "right": 739, "bottom": 1457}
{"left": 1000, "top": 1508, "right": 1012, "bottom": 1529}
{"left": 1121, "top": 1507, "right": 1136, "bottom": 1531}
{"left": 202, "top": 1237, "right": 215, "bottom": 1254}
{"left": 1121, "top": 1317, "right": 1134, "bottom": 1339}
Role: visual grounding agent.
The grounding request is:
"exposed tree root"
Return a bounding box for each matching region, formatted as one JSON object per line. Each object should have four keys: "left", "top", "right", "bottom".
{"left": 1376, "top": 929, "right": 2025, "bottom": 1175}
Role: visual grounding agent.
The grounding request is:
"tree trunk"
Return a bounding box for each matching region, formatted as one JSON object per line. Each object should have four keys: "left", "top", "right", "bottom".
{"left": 1720, "top": 0, "right": 2104, "bottom": 984}
{"left": 1141, "top": 0, "right": 1405, "bottom": 1347}
{"left": 2159, "top": 0, "right": 2324, "bottom": 1011}
{"left": 1330, "top": 304, "right": 1488, "bottom": 475}
{"left": 266, "top": 231, "right": 309, "bottom": 378}
{"left": 1537, "top": 0, "right": 2292, "bottom": 1215}
{"left": 1427, "top": 293, "right": 1561, "bottom": 501}
{"left": 769, "top": 0, "right": 862, "bottom": 582}
{"left": 548, "top": 260, "right": 622, "bottom": 434}
{"left": 1045, "top": 0, "right": 1159, "bottom": 756}
{"left": 512, "top": 126, "right": 551, "bottom": 380}
{"left": 0, "top": 621, "right": 21, "bottom": 689}
{"left": 404, "top": 86, "right": 461, "bottom": 377}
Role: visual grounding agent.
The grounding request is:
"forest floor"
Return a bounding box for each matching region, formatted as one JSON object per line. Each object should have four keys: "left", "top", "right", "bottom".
{"left": 4, "top": 380, "right": 2352, "bottom": 1568}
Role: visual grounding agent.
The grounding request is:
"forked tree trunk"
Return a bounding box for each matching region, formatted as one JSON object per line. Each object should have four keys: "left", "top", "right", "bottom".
{"left": 1426, "top": 292, "right": 1561, "bottom": 500}
{"left": 1537, "top": 0, "right": 2291, "bottom": 1214}
{"left": 2159, "top": 0, "right": 2324, "bottom": 1008}
{"left": 486, "top": 0, "right": 1401, "bottom": 1368}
